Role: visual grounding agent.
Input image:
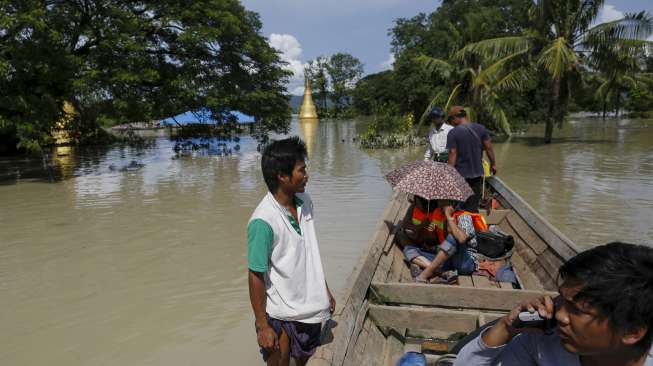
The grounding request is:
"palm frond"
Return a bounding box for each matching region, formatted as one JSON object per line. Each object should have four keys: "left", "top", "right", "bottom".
{"left": 570, "top": 0, "right": 606, "bottom": 43}
{"left": 484, "top": 99, "right": 511, "bottom": 135}
{"left": 477, "top": 50, "right": 530, "bottom": 88}
{"left": 465, "top": 107, "right": 478, "bottom": 124}
{"left": 594, "top": 79, "right": 612, "bottom": 100}
{"left": 586, "top": 11, "right": 653, "bottom": 44}
{"left": 457, "top": 36, "right": 531, "bottom": 62}
{"left": 415, "top": 55, "right": 454, "bottom": 79}
{"left": 461, "top": 67, "right": 477, "bottom": 80}
{"left": 532, "top": 0, "right": 557, "bottom": 36}
{"left": 537, "top": 37, "right": 578, "bottom": 80}
{"left": 494, "top": 66, "right": 534, "bottom": 92}
{"left": 444, "top": 84, "right": 462, "bottom": 112}
{"left": 634, "top": 73, "right": 653, "bottom": 86}
{"left": 416, "top": 89, "right": 449, "bottom": 129}
{"left": 621, "top": 75, "right": 638, "bottom": 88}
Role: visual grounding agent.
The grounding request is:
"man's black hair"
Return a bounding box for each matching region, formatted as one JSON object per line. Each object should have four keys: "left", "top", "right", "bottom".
{"left": 559, "top": 242, "right": 653, "bottom": 351}
{"left": 261, "top": 136, "right": 307, "bottom": 193}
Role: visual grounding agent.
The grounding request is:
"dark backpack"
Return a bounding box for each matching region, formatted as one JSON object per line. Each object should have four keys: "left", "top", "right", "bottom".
{"left": 474, "top": 230, "right": 514, "bottom": 258}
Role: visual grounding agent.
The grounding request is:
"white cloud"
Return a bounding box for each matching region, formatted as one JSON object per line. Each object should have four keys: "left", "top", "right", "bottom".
{"left": 269, "top": 33, "right": 302, "bottom": 60}
{"left": 380, "top": 53, "right": 395, "bottom": 70}
{"left": 599, "top": 4, "right": 624, "bottom": 24}
{"left": 268, "top": 33, "right": 307, "bottom": 95}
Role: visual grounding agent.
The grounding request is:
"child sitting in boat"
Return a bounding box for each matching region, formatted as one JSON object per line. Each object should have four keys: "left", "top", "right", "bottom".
{"left": 396, "top": 195, "right": 486, "bottom": 283}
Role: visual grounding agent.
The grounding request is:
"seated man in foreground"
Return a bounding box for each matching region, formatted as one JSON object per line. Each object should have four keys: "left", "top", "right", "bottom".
{"left": 455, "top": 242, "right": 653, "bottom": 366}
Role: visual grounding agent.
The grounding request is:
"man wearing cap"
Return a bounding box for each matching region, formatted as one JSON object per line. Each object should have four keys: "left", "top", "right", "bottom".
{"left": 446, "top": 106, "right": 497, "bottom": 213}
{"left": 424, "top": 107, "right": 453, "bottom": 163}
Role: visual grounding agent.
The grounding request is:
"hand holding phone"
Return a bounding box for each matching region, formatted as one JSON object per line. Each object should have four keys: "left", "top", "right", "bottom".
{"left": 483, "top": 295, "right": 557, "bottom": 348}
{"left": 504, "top": 295, "right": 556, "bottom": 333}
{"left": 512, "top": 311, "right": 557, "bottom": 331}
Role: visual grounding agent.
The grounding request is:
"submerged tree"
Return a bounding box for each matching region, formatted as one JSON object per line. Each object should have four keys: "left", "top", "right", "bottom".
{"left": 305, "top": 56, "right": 330, "bottom": 116}
{"left": 0, "top": 0, "right": 291, "bottom": 151}
{"left": 592, "top": 40, "right": 653, "bottom": 118}
{"left": 327, "top": 53, "right": 364, "bottom": 117}
{"left": 462, "top": 1, "right": 653, "bottom": 142}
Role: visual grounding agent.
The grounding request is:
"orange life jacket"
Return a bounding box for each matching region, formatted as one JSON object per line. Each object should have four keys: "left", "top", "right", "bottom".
{"left": 411, "top": 206, "right": 447, "bottom": 243}
{"left": 452, "top": 210, "right": 489, "bottom": 232}
{"left": 412, "top": 207, "right": 489, "bottom": 244}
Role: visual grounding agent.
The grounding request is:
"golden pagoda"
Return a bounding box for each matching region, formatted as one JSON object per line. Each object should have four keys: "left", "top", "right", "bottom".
{"left": 299, "top": 76, "right": 318, "bottom": 120}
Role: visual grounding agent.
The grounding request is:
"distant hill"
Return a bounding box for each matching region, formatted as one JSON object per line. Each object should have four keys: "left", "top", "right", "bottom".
{"left": 290, "top": 95, "right": 303, "bottom": 112}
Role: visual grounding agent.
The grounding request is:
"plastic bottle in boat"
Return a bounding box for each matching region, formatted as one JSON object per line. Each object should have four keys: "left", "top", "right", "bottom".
{"left": 395, "top": 351, "right": 426, "bottom": 366}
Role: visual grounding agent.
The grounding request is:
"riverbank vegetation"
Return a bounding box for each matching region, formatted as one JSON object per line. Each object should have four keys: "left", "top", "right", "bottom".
{"left": 352, "top": 0, "right": 653, "bottom": 144}
{"left": 0, "top": 0, "right": 292, "bottom": 154}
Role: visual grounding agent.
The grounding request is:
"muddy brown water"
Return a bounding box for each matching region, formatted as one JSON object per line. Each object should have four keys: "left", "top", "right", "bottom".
{"left": 1, "top": 117, "right": 651, "bottom": 365}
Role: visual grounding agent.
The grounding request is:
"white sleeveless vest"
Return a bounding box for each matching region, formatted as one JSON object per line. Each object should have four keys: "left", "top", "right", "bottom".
{"left": 249, "top": 192, "right": 331, "bottom": 323}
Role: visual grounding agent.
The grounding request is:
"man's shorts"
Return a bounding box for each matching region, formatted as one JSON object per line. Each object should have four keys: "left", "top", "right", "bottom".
{"left": 403, "top": 246, "right": 437, "bottom": 262}
{"left": 258, "top": 315, "right": 322, "bottom": 361}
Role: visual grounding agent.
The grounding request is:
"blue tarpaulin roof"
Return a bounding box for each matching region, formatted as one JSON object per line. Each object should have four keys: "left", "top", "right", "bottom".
{"left": 160, "top": 109, "right": 255, "bottom": 125}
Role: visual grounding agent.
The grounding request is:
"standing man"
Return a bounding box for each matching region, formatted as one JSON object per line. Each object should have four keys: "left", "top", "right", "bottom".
{"left": 247, "top": 137, "right": 335, "bottom": 366}
{"left": 424, "top": 107, "right": 453, "bottom": 162}
{"left": 446, "top": 106, "right": 497, "bottom": 212}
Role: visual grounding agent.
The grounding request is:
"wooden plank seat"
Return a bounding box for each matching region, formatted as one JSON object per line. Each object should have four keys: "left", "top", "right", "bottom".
{"left": 370, "top": 282, "right": 558, "bottom": 312}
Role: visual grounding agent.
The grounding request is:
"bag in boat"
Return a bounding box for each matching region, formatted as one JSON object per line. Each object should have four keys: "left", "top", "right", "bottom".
{"left": 474, "top": 229, "right": 514, "bottom": 258}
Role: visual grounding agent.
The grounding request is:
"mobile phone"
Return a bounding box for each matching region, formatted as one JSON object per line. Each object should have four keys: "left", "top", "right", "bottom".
{"left": 512, "top": 311, "right": 557, "bottom": 330}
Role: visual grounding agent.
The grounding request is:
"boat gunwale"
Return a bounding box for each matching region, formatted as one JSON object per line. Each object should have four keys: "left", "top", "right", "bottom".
{"left": 488, "top": 176, "right": 582, "bottom": 259}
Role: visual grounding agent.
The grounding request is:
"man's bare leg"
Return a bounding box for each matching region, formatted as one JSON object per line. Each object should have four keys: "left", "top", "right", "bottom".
{"left": 267, "top": 329, "right": 290, "bottom": 366}
{"left": 416, "top": 250, "right": 450, "bottom": 281}
{"left": 412, "top": 255, "right": 432, "bottom": 269}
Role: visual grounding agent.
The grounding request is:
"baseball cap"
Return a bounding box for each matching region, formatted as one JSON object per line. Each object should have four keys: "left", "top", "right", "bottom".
{"left": 428, "top": 107, "right": 445, "bottom": 118}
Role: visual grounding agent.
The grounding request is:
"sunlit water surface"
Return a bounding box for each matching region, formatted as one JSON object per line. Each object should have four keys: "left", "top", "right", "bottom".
{"left": 0, "top": 117, "right": 651, "bottom": 365}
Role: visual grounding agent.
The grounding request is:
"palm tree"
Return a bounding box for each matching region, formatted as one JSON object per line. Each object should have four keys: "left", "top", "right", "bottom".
{"left": 415, "top": 48, "right": 528, "bottom": 135}
{"left": 593, "top": 42, "right": 653, "bottom": 118}
{"left": 460, "top": 1, "right": 653, "bottom": 143}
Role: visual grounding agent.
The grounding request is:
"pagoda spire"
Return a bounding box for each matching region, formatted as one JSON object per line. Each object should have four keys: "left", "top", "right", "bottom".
{"left": 299, "top": 76, "right": 318, "bottom": 119}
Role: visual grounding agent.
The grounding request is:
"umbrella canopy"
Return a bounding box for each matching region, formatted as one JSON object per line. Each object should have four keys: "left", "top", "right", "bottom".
{"left": 385, "top": 160, "right": 473, "bottom": 202}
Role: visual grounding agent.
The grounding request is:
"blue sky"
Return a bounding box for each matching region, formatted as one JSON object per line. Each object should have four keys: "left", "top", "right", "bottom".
{"left": 240, "top": 1, "right": 653, "bottom": 95}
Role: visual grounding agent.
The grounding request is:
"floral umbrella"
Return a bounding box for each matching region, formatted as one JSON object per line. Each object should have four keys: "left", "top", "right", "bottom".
{"left": 385, "top": 160, "right": 473, "bottom": 201}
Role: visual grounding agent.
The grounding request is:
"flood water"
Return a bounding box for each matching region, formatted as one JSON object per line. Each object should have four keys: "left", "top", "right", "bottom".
{"left": 1, "top": 116, "right": 651, "bottom": 365}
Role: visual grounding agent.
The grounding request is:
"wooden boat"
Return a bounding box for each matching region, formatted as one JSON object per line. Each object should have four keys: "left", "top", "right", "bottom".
{"left": 307, "top": 177, "right": 582, "bottom": 366}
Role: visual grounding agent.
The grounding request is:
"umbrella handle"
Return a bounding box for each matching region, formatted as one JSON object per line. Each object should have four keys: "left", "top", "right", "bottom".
{"left": 482, "top": 175, "right": 486, "bottom": 200}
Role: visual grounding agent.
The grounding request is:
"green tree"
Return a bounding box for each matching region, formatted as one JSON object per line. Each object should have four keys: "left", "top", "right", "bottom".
{"left": 592, "top": 45, "right": 653, "bottom": 118}
{"left": 352, "top": 70, "right": 401, "bottom": 115}
{"left": 0, "top": 0, "right": 291, "bottom": 152}
{"left": 305, "top": 56, "right": 330, "bottom": 116}
{"left": 417, "top": 47, "right": 530, "bottom": 134}
{"left": 462, "top": 2, "right": 653, "bottom": 142}
{"left": 327, "top": 52, "right": 364, "bottom": 117}
{"left": 387, "top": 0, "right": 532, "bottom": 127}
{"left": 569, "top": 72, "right": 605, "bottom": 114}
{"left": 626, "top": 83, "right": 653, "bottom": 115}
